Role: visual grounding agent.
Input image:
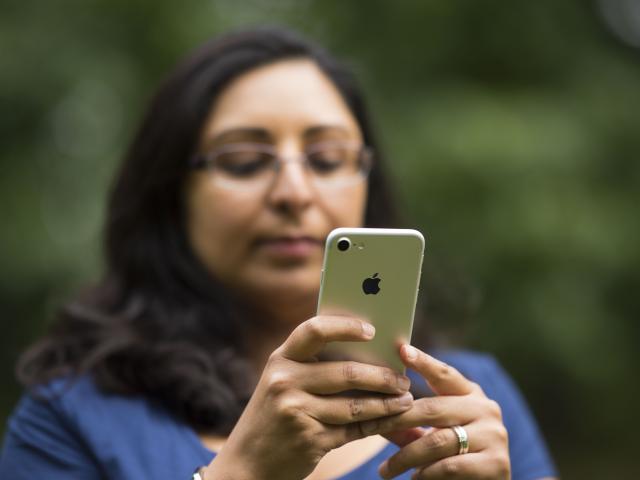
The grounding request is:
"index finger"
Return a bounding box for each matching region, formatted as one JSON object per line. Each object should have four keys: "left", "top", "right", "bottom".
{"left": 400, "top": 344, "right": 473, "bottom": 396}
{"left": 279, "top": 315, "right": 375, "bottom": 362}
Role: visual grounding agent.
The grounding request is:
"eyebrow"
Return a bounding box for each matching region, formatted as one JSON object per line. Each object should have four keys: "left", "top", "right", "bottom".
{"left": 205, "top": 128, "right": 272, "bottom": 149}
{"left": 303, "top": 125, "right": 352, "bottom": 139}
{"left": 204, "top": 125, "right": 354, "bottom": 149}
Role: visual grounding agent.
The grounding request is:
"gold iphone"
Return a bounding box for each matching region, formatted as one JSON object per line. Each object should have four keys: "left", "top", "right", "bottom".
{"left": 316, "top": 227, "right": 425, "bottom": 374}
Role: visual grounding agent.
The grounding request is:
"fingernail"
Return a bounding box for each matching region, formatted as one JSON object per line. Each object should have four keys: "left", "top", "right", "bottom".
{"left": 404, "top": 344, "right": 418, "bottom": 360}
{"left": 363, "top": 323, "right": 375, "bottom": 338}
{"left": 397, "top": 375, "right": 411, "bottom": 391}
{"left": 397, "top": 391, "right": 413, "bottom": 407}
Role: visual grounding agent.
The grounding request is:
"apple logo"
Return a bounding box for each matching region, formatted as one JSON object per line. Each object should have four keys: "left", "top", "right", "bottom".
{"left": 362, "top": 273, "right": 381, "bottom": 295}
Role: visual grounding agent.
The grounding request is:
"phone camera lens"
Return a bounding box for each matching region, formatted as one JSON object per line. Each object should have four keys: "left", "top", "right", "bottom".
{"left": 337, "top": 238, "right": 351, "bottom": 252}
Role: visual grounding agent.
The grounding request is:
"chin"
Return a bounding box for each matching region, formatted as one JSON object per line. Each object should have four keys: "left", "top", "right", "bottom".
{"left": 246, "top": 266, "right": 321, "bottom": 299}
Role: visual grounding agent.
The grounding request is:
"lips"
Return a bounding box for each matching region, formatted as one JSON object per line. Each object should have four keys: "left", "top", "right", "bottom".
{"left": 256, "top": 235, "right": 322, "bottom": 259}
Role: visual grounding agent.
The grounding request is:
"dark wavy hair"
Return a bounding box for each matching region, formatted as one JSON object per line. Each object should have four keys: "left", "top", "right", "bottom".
{"left": 17, "top": 26, "right": 404, "bottom": 434}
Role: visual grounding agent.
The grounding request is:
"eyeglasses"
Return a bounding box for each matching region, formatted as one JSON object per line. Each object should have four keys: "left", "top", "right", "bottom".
{"left": 191, "top": 141, "right": 373, "bottom": 191}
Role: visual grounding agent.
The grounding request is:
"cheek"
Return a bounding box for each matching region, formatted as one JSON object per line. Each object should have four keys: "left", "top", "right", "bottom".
{"left": 185, "top": 180, "right": 258, "bottom": 276}
{"left": 322, "top": 183, "right": 368, "bottom": 226}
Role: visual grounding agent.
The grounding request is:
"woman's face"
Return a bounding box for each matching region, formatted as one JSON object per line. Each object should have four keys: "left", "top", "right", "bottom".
{"left": 185, "top": 59, "right": 367, "bottom": 307}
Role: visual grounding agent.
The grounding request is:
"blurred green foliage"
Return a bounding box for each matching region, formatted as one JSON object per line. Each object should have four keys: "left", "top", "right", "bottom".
{"left": 1, "top": 0, "right": 639, "bottom": 476}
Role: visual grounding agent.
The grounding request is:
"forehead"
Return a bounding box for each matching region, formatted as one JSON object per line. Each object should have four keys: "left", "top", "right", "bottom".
{"left": 200, "top": 58, "right": 362, "bottom": 143}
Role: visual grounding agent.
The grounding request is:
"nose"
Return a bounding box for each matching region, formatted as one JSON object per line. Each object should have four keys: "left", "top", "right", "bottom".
{"left": 266, "top": 155, "right": 314, "bottom": 216}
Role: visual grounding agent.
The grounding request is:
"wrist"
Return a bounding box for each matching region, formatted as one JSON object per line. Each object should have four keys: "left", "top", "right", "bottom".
{"left": 203, "top": 453, "right": 258, "bottom": 480}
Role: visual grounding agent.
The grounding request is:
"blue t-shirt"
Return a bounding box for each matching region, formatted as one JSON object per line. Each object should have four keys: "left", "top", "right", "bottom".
{"left": 0, "top": 350, "right": 556, "bottom": 479}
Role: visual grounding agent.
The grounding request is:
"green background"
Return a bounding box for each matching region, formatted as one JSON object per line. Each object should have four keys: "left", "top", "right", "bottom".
{"left": 2, "top": 1, "right": 639, "bottom": 477}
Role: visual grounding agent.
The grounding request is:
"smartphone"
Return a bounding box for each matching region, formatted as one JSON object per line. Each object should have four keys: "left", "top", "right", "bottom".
{"left": 316, "top": 227, "right": 425, "bottom": 374}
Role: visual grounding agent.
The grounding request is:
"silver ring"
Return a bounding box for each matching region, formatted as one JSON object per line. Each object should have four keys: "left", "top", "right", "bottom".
{"left": 451, "top": 425, "right": 469, "bottom": 455}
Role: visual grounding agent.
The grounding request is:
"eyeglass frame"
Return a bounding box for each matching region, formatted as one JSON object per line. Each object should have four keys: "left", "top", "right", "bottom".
{"left": 190, "top": 140, "right": 374, "bottom": 190}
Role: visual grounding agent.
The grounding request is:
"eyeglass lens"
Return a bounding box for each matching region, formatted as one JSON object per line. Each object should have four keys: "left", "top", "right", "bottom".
{"left": 209, "top": 143, "right": 368, "bottom": 189}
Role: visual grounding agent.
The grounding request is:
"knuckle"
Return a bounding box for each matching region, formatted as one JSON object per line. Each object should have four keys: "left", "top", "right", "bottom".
{"left": 267, "top": 347, "right": 283, "bottom": 363}
{"left": 440, "top": 457, "right": 460, "bottom": 476}
{"left": 347, "top": 397, "right": 364, "bottom": 419}
{"left": 275, "top": 394, "right": 304, "bottom": 419}
{"left": 486, "top": 399, "right": 503, "bottom": 420}
{"left": 418, "top": 397, "right": 443, "bottom": 418}
{"left": 267, "top": 347, "right": 291, "bottom": 368}
{"left": 304, "top": 317, "right": 324, "bottom": 340}
{"left": 434, "top": 363, "right": 453, "bottom": 383}
{"left": 381, "top": 396, "right": 393, "bottom": 415}
{"left": 353, "top": 418, "right": 380, "bottom": 438}
{"left": 342, "top": 362, "right": 360, "bottom": 384}
{"left": 490, "top": 452, "right": 511, "bottom": 477}
{"left": 348, "top": 317, "right": 365, "bottom": 334}
{"left": 470, "top": 381, "right": 485, "bottom": 395}
{"left": 494, "top": 424, "right": 509, "bottom": 443}
{"left": 423, "top": 428, "right": 451, "bottom": 451}
{"left": 264, "top": 370, "right": 294, "bottom": 395}
{"left": 382, "top": 368, "right": 395, "bottom": 388}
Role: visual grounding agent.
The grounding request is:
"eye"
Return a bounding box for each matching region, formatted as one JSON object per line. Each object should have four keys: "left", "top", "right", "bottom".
{"left": 307, "top": 146, "right": 350, "bottom": 175}
{"left": 216, "top": 149, "right": 274, "bottom": 177}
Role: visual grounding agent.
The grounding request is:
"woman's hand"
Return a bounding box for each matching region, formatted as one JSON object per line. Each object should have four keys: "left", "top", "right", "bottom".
{"left": 361, "top": 344, "right": 511, "bottom": 479}
{"left": 205, "top": 315, "right": 414, "bottom": 480}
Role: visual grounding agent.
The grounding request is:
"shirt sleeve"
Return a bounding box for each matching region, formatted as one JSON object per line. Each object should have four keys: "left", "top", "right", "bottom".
{"left": 0, "top": 391, "right": 101, "bottom": 479}
{"left": 461, "top": 353, "right": 558, "bottom": 480}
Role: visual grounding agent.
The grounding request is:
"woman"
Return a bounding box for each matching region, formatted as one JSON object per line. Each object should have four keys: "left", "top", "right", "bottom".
{"left": 0, "top": 27, "right": 557, "bottom": 479}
